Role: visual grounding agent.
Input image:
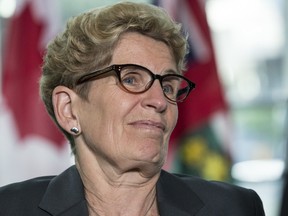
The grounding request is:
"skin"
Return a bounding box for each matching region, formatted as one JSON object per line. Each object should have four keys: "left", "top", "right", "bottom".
{"left": 53, "top": 32, "right": 179, "bottom": 215}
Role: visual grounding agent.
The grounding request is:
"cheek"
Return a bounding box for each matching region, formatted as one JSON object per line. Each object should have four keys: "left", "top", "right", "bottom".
{"left": 84, "top": 88, "right": 136, "bottom": 142}
{"left": 78, "top": 94, "right": 126, "bottom": 159}
{"left": 168, "top": 105, "right": 178, "bottom": 133}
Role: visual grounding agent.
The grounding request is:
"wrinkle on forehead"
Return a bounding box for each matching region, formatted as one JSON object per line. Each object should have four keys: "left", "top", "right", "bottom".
{"left": 111, "top": 32, "right": 177, "bottom": 75}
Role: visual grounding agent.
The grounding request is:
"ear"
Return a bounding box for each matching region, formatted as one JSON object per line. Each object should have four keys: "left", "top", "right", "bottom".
{"left": 52, "top": 86, "right": 81, "bottom": 134}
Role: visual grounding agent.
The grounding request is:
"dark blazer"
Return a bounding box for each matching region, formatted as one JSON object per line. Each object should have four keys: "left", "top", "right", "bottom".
{"left": 0, "top": 165, "right": 265, "bottom": 216}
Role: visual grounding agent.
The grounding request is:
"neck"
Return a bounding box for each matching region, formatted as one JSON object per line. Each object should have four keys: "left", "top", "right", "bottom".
{"left": 75, "top": 148, "right": 161, "bottom": 216}
{"left": 85, "top": 186, "right": 159, "bottom": 216}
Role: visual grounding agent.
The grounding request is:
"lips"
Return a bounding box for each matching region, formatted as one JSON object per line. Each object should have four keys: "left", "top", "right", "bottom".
{"left": 129, "top": 120, "right": 166, "bottom": 132}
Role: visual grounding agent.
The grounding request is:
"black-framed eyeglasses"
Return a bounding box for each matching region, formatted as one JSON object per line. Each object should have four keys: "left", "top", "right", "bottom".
{"left": 76, "top": 64, "right": 196, "bottom": 103}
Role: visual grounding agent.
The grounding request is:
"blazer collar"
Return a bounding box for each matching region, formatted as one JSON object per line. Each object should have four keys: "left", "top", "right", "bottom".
{"left": 157, "top": 170, "right": 205, "bottom": 216}
{"left": 39, "top": 166, "right": 88, "bottom": 216}
{"left": 38, "top": 166, "right": 205, "bottom": 216}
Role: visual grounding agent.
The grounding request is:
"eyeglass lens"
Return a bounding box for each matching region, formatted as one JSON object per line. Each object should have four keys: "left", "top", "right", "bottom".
{"left": 118, "top": 65, "right": 191, "bottom": 102}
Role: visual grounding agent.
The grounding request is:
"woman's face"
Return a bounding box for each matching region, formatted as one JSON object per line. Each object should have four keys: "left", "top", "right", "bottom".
{"left": 77, "top": 32, "right": 178, "bottom": 173}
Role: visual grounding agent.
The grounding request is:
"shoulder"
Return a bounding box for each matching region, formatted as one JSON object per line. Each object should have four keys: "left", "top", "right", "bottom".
{"left": 0, "top": 176, "right": 55, "bottom": 215}
{"left": 159, "top": 170, "right": 265, "bottom": 215}
{"left": 0, "top": 166, "right": 85, "bottom": 216}
{"left": 176, "top": 172, "right": 253, "bottom": 197}
{"left": 0, "top": 175, "right": 54, "bottom": 199}
{"left": 160, "top": 170, "right": 252, "bottom": 197}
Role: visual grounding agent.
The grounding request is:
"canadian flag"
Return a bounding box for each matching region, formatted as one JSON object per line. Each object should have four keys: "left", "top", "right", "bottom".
{"left": 0, "top": 0, "right": 72, "bottom": 186}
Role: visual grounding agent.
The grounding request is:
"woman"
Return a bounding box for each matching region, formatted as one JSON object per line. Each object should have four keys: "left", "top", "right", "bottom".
{"left": 0, "top": 2, "right": 265, "bottom": 215}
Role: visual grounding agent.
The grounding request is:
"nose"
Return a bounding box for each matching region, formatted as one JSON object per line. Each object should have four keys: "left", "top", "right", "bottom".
{"left": 141, "top": 80, "right": 168, "bottom": 112}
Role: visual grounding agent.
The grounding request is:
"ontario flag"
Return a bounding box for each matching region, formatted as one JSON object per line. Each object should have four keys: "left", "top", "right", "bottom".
{"left": 154, "top": 0, "right": 232, "bottom": 181}
{"left": 0, "top": 0, "right": 72, "bottom": 186}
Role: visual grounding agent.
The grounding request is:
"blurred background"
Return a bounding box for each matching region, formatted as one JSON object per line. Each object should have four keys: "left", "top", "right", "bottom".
{"left": 0, "top": 0, "right": 287, "bottom": 215}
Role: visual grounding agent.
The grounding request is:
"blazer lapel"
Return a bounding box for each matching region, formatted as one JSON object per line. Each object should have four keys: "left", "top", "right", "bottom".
{"left": 38, "top": 166, "right": 89, "bottom": 216}
{"left": 157, "top": 170, "right": 205, "bottom": 216}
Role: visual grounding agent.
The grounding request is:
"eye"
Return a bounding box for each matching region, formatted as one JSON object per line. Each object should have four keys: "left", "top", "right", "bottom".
{"left": 162, "top": 83, "right": 175, "bottom": 95}
{"left": 162, "top": 76, "right": 181, "bottom": 96}
{"left": 122, "top": 75, "right": 135, "bottom": 85}
{"left": 121, "top": 72, "right": 143, "bottom": 87}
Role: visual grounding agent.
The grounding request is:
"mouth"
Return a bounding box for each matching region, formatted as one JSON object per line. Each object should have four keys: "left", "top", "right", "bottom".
{"left": 129, "top": 120, "right": 166, "bottom": 132}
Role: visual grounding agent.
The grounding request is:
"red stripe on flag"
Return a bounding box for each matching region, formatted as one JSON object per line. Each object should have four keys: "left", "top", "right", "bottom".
{"left": 2, "top": 3, "right": 64, "bottom": 147}
{"left": 168, "top": 0, "right": 229, "bottom": 142}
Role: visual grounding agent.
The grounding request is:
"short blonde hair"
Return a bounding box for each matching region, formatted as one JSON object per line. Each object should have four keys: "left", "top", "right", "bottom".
{"left": 40, "top": 2, "right": 188, "bottom": 153}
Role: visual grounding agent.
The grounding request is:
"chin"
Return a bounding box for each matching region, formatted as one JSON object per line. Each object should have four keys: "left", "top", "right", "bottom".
{"left": 137, "top": 160, "right": 164, "bottom": 178}
{"left": 137, "top": 151, "right": 166, "bottom": 170}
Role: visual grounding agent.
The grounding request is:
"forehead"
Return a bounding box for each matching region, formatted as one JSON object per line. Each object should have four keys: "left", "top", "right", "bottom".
{"left": 111, "top": 32, "right": 176, "bottom": 72}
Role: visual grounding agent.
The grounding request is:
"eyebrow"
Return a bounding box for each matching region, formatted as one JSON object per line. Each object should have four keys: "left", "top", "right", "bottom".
{"left": 162, "top": 68, "right": 180, "bottom": 75}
